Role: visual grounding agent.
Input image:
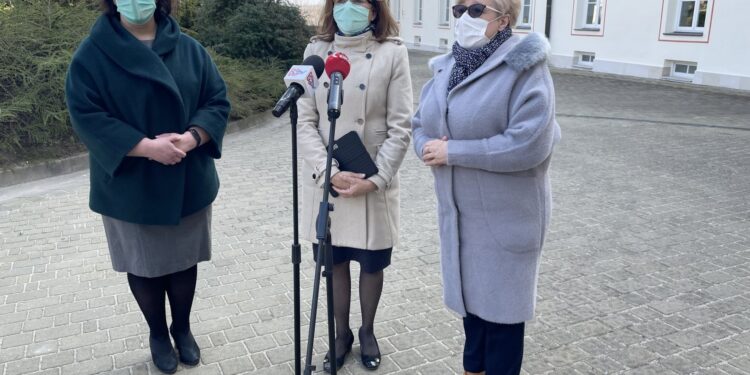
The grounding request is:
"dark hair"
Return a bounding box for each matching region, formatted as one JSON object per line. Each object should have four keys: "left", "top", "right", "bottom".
{"left": 318, "top": 0, "right": 399, "bottom": 43}
{"left": 100, "top": 0, "right": 174, "bottom": 18}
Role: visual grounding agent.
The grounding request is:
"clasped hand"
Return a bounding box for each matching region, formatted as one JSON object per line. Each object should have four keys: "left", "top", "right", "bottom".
{"left": 146, "top": 132, "right": 198, "bottom": 166}
{"left": 422, "top": 136, "right": 449, "bottom": 167}
{"left": 331, "top": 171, "right": 377, "bottom": 198}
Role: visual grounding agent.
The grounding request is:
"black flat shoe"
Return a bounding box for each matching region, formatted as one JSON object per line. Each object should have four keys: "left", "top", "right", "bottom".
{"left": 149, "top": 335, "right": 178, "bottom": 374}
{"left": 323, "top": 329, "right": 354, "bottom": 373}
{"left": 170, "top": 324, "right": 201, "bottom": 366}
{"left": 359, "top": 328, "right": 381, "bottom": 371}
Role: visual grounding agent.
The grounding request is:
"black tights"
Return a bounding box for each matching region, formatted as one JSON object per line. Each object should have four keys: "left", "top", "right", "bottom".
{"left": 332, "top": 262, "right": 384, "bottom": 357}
{"left": 127, "top": 266, "right": 198, "bottom": 339}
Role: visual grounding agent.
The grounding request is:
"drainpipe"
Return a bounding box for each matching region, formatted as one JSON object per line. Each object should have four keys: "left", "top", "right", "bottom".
{"left": 545, "top": 0, "right": 553, "bottom": 39}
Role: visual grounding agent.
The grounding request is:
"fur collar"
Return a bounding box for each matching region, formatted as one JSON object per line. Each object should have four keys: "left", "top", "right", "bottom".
{"left": 429, "top": 32, "right": 550, "bottom": 73}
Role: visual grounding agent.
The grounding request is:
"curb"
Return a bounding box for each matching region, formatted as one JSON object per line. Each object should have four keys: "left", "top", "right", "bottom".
{"left": 0, "top": 111, "right": 276, "bottom": 189}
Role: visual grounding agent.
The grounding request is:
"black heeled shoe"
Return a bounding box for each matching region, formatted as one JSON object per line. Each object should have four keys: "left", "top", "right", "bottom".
{"left": 323, "top": 329, "right": 354, "bottom": 373}
{"left": 170, "top": 324, "right": 201, "bottom": 366}
{"left": 359, "top": 328, "right": 381, "bottom": 371}
{"left": 149, "top": 335, "right": 178, "bottom": 374}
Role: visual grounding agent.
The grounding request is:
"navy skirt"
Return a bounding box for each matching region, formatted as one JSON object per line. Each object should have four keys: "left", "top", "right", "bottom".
{"left": 312, "top": 244, "right": 392, "bottom": 273}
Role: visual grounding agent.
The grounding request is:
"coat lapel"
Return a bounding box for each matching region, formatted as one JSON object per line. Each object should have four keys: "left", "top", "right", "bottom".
{"left": 89, "top": 15, "right": 185, "bottom": 111}
{"left": 430, "top": 54, "right": 455, "bottom": 138}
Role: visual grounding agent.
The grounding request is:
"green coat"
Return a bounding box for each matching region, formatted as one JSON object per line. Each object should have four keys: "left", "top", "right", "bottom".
{"left": 65, "top": 14, "right": 230, "bottom": 225}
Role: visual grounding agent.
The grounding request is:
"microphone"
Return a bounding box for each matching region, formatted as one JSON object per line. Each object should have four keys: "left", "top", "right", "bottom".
{"left": 272, "top": 55, "right": 326, "bottom": 118}
{"left": 325, "top": 52, "right": 351, "bottom": 120}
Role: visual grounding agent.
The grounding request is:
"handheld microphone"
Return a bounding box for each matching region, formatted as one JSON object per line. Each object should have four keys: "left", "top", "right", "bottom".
{"left": 272, "top": 55, "right": 326, "bottom": 118}
{"left": 325, "top": 52, "right": 351, "bottom": 120}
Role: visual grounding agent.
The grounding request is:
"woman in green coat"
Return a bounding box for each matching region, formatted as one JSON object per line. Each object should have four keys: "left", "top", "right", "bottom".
{"left": 65, "top": 0, "right": 230, "bottom": 373}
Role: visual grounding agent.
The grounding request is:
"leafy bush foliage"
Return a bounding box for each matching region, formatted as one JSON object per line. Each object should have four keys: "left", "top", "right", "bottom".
{"left": 0, "top": 0, "right": 289, "bottom": 167}
{"left": 196, "top": 0, "right": 313, "bottom": 65}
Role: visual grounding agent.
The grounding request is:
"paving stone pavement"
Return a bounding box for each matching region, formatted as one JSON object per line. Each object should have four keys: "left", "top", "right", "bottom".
{"left": 1, "top": 50, "right": 750, "bottom": 375}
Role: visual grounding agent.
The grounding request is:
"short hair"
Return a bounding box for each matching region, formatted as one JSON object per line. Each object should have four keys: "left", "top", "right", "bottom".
{"left": 317, "top": 0, "right": 400, "bottom": 43}
{"left": 493, "top": 0, "right": 522, "bottom": 26}
{"left": 100, "top": 0, "right": 174, "bottom": 18}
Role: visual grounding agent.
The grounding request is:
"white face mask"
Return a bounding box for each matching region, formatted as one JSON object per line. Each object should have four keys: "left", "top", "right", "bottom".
{"left": 455, "top": 13, "right": 498, "bottom": 49}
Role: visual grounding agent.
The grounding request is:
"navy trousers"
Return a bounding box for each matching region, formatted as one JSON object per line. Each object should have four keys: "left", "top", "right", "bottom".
{"left": 463, "top": 314, "right": 525, "bottom": 375}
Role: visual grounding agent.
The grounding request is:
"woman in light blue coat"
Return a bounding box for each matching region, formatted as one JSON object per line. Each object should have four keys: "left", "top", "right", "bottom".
{"left": 412, "top": 0, "right": 561, "bottom": 373}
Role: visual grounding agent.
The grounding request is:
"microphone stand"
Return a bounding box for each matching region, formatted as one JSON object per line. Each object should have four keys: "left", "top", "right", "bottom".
{"left": 288, "top": 103, "right": 302, "bottom": 375}
{"left": 303, "top": 77, "right": 342, "bottom": 375}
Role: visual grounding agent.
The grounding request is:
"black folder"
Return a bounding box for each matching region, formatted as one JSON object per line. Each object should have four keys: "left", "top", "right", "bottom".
{"left": 330, "top": 131, "right": 379, "bottom": 197}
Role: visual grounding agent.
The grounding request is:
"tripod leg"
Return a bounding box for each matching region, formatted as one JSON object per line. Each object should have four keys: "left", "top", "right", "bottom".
{"left": 303, "top": 244, "right": 326, "bottom": 375}
{"left": 323, "top": 225, "right": 337, "bottom": 375}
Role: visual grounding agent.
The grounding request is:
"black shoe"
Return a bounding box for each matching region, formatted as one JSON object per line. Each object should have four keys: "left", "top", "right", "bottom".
{"left": 170, "top": 324, "right": 201, "bottom": 366}
{"left": 150, "top": 335, "right": 178, "bottom": 374}
{"left": 358, "top": 328, "right": 381, "bottom": 371}
{"left": 323, "top": 329, "right": 354, "bottom": 373}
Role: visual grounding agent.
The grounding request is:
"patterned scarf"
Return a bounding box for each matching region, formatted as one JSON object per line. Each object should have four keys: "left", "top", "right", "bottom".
{"left": 448, "top": 26, "right": 513, "bottom": 92}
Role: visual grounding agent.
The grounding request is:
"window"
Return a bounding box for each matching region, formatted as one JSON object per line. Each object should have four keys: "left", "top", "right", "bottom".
{"left": 675, "top": 0, "right": 708, "bottom": 32}
{"left": 670, "top": 61, "right": 698, "bottom": 79}
{"left": 585, "top": 0, "right": 602, "bottom": 28}
{"left": 389, "top": 0, "right": 401, "bottom": 21}
{"left": 518, "top": 0, "right": 533, "bottom": 28}
{"left": 439, "top": 38, "right": 449, "bottom": 50}
{"left": 575, "top": 52, "right": 596, "bottom": 68}
{"left": 439, "top": 0, "right": 451, "bottom": 26}
{"left": 414, "top": 0, "right": 423, "bottom": 24}
{"left": 414, "top": 36, "right": 422, "bottom": 46}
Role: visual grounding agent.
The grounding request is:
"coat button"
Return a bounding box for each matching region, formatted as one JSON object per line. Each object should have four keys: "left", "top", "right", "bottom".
{"left": 313, "top": 173, "right": 317, "bottom": 180}
{"left": 324, "top": 82, "right": 329, "bottom": 88}
{"left": 366, "top": 53, "right": 372, "bottom": 59}
{"left": 357, "top": 119, "right": 364, "bottom": 125}
{"left": 359, "top": 84, "right": 366, "bottom": 90}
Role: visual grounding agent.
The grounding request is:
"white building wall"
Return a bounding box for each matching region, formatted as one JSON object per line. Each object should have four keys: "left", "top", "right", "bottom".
{"left": 395, "top": 0, "right": 750, "bottom": 91}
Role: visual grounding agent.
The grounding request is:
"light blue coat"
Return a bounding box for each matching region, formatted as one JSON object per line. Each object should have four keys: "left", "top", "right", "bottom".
{"left": 412, "top": 33, "right": 561, "bottom": 324}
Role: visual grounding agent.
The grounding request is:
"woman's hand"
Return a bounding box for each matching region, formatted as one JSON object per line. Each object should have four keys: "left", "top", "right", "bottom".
{"left": 146, "top": 136, "right": 186, "bottom": 165}
{"left": 156, "top": 132, "right": 198, "bottom": 154}
{"left": 333, "top": 173, "right": 377, "bottom": 198}
{"left": 331, "top": 171, "right": 364, "bottom": 191}
{"left": 423, "top": 136, "right": 449, "bottom": 167}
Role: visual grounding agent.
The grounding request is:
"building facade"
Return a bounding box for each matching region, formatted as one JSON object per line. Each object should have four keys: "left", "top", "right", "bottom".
{"left": 393, "top": 0, "right": 750, "bottom": 91}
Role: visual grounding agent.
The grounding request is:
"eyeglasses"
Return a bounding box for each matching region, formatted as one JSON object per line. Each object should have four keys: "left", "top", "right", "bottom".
{"left": 452, "top": 4, "right": 502, "bottom": 19}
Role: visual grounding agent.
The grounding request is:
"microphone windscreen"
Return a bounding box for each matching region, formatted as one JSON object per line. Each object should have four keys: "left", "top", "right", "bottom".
{"left": 302, "top": 55, "right": 326, "bottom": 79}
{"left": 325, "top": 52, "right": 351, "bottom": 80}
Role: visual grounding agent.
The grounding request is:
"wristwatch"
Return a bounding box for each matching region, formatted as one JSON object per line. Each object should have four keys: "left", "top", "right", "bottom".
{"left": 188, "top": 128, "right": 202, "bottom": 148}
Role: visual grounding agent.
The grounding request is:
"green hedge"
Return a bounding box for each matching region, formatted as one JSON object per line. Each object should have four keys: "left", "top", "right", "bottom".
{"left": 0, "top": 0, "right": 293, "bottom": 168}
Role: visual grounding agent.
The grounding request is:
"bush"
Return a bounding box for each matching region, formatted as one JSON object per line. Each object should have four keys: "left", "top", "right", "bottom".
{"left": 0, "top": 0, "right": 99, "bottom": 166}
{"left": 196, "top": 0, "right": 314, "bottom": 65}
{"left": 209, "top": 50, "right": 286, "bottom": 121}
{"left": 0, "top": 0, "right": 288, "bottom": 168}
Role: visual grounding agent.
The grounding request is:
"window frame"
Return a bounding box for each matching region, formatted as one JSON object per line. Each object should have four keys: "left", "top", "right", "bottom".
{"left": 390, "top": 0, "right": 401, "bottom": 22}
{"left": 584, "top": 0, "right": 602, "bottom": 29}
{"left": 674, "top": 0, "right": 708, "bottom": 33}
{"left": 414, "top": 0, "right": 423, "bottom": 25}
{"left": 517, "top": 0, "right": 533, "bottom": 29}
{"left": 439, "top": 0, "right": 451, "bottom": 26}
{"left": 671, "top": 61, "right": 698, "bottom": 80}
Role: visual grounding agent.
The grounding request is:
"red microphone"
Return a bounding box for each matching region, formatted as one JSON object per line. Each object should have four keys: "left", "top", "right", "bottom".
{"left": 325, "top": 52, "right": 350, "bottom": 118}
{"left": 325, "top": 52, "right": 351, "bottom": 79}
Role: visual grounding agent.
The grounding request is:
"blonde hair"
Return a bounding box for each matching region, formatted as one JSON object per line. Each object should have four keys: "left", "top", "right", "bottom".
{"left": 492, "top": 0, "right": 522, "bottom": 26}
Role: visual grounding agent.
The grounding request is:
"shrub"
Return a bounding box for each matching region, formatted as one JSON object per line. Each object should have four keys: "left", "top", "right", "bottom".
{"left": 196, "top": 0, "right": 314, "bottom": 65}
{"left": 0, "top": 0, "right": 98, "bottom": 166}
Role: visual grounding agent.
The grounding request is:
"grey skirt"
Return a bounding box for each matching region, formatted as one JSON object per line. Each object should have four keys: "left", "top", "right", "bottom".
{"left": 102, "top": 206, "right": 212, "bottom": 278}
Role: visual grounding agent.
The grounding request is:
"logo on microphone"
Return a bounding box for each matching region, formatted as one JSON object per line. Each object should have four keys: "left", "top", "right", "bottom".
{"left": 306, "top": 71, "right": 317, "bottom": 89}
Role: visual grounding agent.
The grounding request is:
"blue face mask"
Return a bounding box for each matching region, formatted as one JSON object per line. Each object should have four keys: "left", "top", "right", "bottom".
{"left": 333, "top": 1, "right": 371, "bottom": 35}
{"left": 116, "top": 0, "right": 157, "bottom": 25}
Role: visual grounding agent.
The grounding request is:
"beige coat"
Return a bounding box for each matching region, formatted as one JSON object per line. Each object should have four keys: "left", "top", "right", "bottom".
{"left": 297, "top": 32, "right": 413, "bottom": 250}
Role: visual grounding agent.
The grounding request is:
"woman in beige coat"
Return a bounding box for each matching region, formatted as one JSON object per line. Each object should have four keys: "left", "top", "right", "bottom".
{"left": 297, "top": 0, "right": 412, "bottom": 372}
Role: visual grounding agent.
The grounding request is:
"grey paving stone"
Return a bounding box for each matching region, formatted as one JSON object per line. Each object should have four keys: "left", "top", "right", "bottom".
{"left": 2, "top": 50, "right": 750, "bottom": 375}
